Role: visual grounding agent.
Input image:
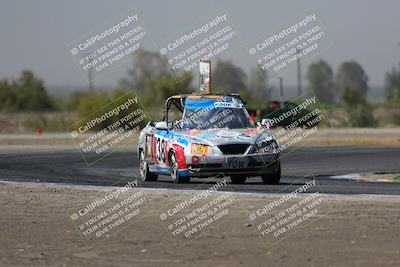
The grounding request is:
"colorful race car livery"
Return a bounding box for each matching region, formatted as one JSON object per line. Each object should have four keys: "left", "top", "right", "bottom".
{"left": 138, "top": 94, "right": 281, "bottom": 184}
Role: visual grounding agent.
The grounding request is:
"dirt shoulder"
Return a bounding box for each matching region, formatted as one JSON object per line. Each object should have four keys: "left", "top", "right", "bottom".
{"left": 0, "top": 181, "right": 399, "bottom": 267}
{"left": 331, "top": 172, "right": 400, "bottom": 183}
{"left": 302, "top": 128, "right": 400, "bottom": 146}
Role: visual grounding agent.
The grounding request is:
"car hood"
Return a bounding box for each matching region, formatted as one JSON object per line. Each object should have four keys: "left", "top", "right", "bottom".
{"left": 173, "top": 127, "right": 273, "bottom": 146}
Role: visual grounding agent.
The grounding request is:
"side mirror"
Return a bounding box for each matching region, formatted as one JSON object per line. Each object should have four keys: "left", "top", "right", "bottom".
{"left": 261, "top": 118, "right": 273, "bottom": 129}
{"left": 155, "top": 121, "right": 169, "bottom": 130}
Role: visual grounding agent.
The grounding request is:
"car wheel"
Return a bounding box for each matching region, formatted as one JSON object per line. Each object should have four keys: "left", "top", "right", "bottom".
{"left": 139, "top": 150, "right": 158, "bottom": 181}
{"left": 230, "top": 175, "right": 247, "bottom": 184}
{"left": 261, "top": 163, "right": 281, "bottom": 184}
{"left": 170, "top": 152, "right": 190, "bottom": 183}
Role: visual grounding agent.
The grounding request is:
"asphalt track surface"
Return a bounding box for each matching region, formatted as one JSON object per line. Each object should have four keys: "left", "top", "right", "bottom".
{"left": 0, "top": 146, "right": 399, "bottom": 195}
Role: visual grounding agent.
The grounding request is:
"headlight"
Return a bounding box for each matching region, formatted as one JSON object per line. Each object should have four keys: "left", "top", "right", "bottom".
{"left": 190, "top": 143, "right": 213, "bottom": 155}
{"left": 255, "top": 139, "right": 278, "bottom": 153}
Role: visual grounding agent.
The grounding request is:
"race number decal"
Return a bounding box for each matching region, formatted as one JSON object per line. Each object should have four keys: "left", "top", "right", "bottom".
{"left": 156, "top": 137, "right": 166, "bottom": 164}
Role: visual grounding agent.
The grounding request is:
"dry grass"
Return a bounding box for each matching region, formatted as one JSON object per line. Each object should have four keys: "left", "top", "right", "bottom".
{"left": 271, "top": 128, "right": 400, "bottom": 146}
{"left": 0, "top": 128, "right": 399, "bottom": 149}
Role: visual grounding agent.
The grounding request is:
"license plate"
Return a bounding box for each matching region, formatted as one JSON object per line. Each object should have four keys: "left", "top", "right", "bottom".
{"left": 226, "top": 157, "right": 247, "bottom": 168}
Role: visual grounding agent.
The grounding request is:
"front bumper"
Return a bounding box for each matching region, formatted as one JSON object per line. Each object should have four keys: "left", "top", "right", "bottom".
{"left": 180, "top": 153, "right": 280, "bottom": 178}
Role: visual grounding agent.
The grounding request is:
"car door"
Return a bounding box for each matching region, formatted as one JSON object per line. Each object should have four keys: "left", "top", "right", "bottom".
{"left": 153, "top": 129, "right": 169, "bottom": 167}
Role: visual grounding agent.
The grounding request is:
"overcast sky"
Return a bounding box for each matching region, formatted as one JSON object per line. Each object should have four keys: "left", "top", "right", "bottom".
{"left": 1, "top": 0, "right": 400, "bottom": 89}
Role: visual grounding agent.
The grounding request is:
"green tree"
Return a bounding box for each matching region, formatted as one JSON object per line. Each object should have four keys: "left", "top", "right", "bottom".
{"left": 336, "top": 61, "right": 368, "bottom": 97}
{"left": 66, "top": 90, "right": 90, "bottom": 111}
{"left": 147, "top": 71, "right": 192, "bottom": 101}
{"left": 0, "top": 70, "right": 55, "bottom": 112}
{"left": 247, "top": 67, "right": 272, "bottom": 107}
{"left": 119, "top": 50, "right": 170, "bottom": 93}
{"left": 306, "top": 60, "right": 336, "bottom": 103}
{"left": 384, "top": 64, "right": 400, "bottom": 107}
{"left": 76, "top": 90, "right": 110, "bottom": 118}
{"left": 74, "top": 90, "right": 111, "bottom": 131}
{"left": 0, "top": 79, "right": 18, "bottom": 112}
{"left": 118, "top": 49, "right": 195, "bottom": 119}
{"left": 16, "top": 70, "right": 55, "bottom": 111}
{"left": 341, "top": 86, "right": 375, "bottom": 127}
{"left": 212, "top": 60, "right": 247, "bottom": 93}
{"left": 144, "top": 72, "right": 193, "bottom": 120}
{"left": 336, "top": 62, "right": 374, "bottom": 127}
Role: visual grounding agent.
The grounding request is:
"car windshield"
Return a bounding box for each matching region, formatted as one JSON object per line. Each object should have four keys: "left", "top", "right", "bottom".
{"left": 181, "top": 97, "right": 255, "bottom": 130}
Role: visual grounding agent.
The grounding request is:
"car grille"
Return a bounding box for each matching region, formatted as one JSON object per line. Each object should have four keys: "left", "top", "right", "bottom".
{"left": 218, "top": 144, "right": 250, "bottom": 155}
{"left": 189, "top": 164, "right": 223, "bottom": 168}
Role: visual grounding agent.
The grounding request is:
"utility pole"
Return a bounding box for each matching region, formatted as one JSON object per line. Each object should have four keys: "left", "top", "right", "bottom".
{"left": 279, "top": 77, "right": 284, "bottom": 108}
{"left": 86, "top": 52, "right": 94, "bottom": 91}
{"left": 88, "top": 57, "right": 94, "bottom": 91}
{"left": 296, "top": 48, "right": 302, "bottom": 96}
{"left": 208, "top": 60, "right": 211, "bottom": 94}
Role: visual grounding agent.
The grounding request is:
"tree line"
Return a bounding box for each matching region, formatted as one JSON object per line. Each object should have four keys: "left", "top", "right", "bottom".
{"left": 0, "top": 70, "right": 55, "bottom": 112}
{"left": 1, "top": 49, "right": 399, "bottom": 127}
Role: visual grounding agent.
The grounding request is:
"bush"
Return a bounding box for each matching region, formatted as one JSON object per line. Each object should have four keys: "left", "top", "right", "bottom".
{"left": 385, "top": 110, "right": 400, "bottom": 126}
{"left": 346, "top": 104, "right": 376, "bottom": 127}
{"left": 341, "top": 86, "right": 376, "bottom": 127}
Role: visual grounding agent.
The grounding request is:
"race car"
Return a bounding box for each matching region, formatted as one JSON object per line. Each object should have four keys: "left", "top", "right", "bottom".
{"left": 138, "top": 94, "right": 281, "bottom": 184}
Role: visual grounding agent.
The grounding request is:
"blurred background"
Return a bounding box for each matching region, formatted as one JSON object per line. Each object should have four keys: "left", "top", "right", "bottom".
{"left": 0, "top": 0, "right": 399, "bottom": 133}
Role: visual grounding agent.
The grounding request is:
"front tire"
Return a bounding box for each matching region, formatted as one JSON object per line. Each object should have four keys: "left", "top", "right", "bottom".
{"left": 139, "top": 150, "right": 158, "bottom": 181}
{"left": 261, "top": 163, "right": 281, "bottom": 184}
{"left": 170, "top": 152, "right": 190, "bottom": 183}
{"left": 230, "top": 175, "right": 247, "bottom": 184}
